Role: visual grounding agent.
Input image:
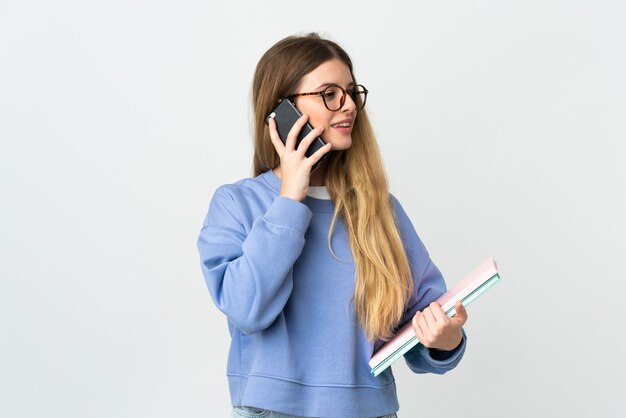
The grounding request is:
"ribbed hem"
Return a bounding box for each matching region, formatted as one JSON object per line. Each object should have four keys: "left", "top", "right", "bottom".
{"left": 228, "top": 374, "right": 399, "bottom": 418}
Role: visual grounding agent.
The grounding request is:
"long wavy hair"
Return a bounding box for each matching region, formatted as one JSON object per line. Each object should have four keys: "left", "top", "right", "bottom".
{"left": 251, "top": 33, "right": 413, "bottom": 341}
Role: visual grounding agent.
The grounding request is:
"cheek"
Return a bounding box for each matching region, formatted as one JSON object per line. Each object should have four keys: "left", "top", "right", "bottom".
{"left": 296, "top": 103, "right": 332, "bottom": 129}
{"left": 310, "top": 116, "right": 332, "bottom": 131}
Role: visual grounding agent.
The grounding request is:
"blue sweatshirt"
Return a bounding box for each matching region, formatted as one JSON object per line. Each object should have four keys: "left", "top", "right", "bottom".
{"left": 196, "top": 169, "right": 466, "bottom": 418}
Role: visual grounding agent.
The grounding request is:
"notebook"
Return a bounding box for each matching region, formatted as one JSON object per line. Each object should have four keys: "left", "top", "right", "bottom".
{"left": 369, "top": 257, "right": 500, "bottom": 376}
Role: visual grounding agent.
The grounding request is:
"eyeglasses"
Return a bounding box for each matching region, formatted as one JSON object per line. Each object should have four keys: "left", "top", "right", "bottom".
{"left": 286, "top": 84, "right": 368, "bottom": 111}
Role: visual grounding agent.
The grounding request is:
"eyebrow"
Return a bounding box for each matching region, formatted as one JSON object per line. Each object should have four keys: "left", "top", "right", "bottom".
{"left": 314, "top": 81, "right": 356, "bottom": 90}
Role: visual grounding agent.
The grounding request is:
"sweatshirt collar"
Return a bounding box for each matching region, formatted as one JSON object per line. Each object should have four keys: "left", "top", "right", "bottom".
{"left": 261, "top": 170, "right": 335, "bottom": 213}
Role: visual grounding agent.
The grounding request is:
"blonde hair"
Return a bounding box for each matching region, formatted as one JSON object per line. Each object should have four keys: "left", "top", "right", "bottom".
{"left": 251, "top": 33, "right": 413, "bottom": 341}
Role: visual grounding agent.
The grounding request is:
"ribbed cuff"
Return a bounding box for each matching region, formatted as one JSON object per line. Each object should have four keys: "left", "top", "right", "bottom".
{"left": 420, "top": 328, "right": 467, "bottom": 365}
{"left": 263, "top": 196, "right": 312, "bottom": 236}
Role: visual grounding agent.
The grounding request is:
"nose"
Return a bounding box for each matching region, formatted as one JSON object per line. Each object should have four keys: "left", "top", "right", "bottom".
{"left": 340, "top": 92, "right": 357, "bottom": 112}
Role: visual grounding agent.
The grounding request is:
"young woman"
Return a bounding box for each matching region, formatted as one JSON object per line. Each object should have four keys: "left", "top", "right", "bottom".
{"left": 197, "top": 33, "right": 468, "bottom": 418}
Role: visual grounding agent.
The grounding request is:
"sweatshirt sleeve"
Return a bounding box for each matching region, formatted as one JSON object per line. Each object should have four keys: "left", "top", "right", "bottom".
{"left": 197, "top": 185, "right": 312, "bottom": 335}
{"left": 389, "top": 194, "right": 467, "bottom": 375}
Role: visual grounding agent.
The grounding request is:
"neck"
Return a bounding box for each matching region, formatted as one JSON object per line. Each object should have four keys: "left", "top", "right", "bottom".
{"left": 309, "top": 159, "right": 328, "bottom": 186}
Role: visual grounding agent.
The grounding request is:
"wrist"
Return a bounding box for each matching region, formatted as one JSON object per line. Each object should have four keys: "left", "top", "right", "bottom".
{"left": 280, "top": 187, "right": 305, "bottom": 202}
{"left": 433, "top": 330, "right": 463, "bottom": 352}
{"left": 429, "top": 333, "right": 464, "bottom": 360}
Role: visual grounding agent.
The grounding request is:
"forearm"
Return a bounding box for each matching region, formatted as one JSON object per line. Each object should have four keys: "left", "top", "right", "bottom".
{"left": 198, "top": 195, "right": 312, "bottom": 334}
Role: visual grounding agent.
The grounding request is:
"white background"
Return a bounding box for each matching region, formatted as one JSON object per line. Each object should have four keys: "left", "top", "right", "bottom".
{"left": 1, "top": 1, "right": 625, "bottom": 417}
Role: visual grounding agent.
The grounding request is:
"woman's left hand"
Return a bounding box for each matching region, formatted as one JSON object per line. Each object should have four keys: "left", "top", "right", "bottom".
{"left": 411, "top": 301, "right": 468, "bottom": 352}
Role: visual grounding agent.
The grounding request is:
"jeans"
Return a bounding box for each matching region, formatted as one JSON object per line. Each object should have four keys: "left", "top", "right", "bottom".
{"left": 232, "top": 406, "right": 398, "bottom": 418}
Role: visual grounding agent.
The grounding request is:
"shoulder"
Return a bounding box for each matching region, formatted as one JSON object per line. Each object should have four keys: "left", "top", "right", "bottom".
{"left": 213, "top": 175, "right": 263, "bottom": 197}
{"left": 211, "top": 172, "right": 276, "bottom": 208}
{"left": 388, "top": 193, "right": 402, "bottom": 210}
{"left": 204, "top": 171, "right": 278, "bottom": 229}
{"left": 388, "top": 192, "right": 410, "bottom": 225}
{"left": 388, "top": 192, "right": 430, "bottom": 255}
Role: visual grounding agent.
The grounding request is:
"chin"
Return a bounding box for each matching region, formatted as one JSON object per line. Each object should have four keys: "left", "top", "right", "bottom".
{"left": 327, "top": 136, "right": 352, "bottom": 150}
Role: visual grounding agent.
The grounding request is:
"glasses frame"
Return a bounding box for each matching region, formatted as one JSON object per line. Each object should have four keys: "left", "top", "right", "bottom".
{"left": 286, "top": 84, "right": 368, "bottom": 111}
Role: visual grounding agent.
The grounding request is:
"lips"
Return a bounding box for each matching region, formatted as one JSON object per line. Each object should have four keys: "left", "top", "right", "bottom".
{"left": 331, "top": 119, "right": 353, "bottom": 128}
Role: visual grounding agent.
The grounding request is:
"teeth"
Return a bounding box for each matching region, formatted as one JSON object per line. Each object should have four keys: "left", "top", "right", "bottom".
{"left": 333, "top": 122, "right": 350, "bottom": 128}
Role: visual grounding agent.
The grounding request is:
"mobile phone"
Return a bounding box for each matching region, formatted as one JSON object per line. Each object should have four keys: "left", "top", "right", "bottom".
{"left": 265, "top": 99, "right": 328, "bottom": 172}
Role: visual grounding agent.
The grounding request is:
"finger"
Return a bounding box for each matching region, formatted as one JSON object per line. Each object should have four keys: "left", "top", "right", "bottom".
{"left": 429, "top": 302, "right": 450, "bottom": 324}
{"left": 453, "top": 301, "right": 468, "bottom": 326}
{"left": 412, "top": 312, "right": 427, "bottom": 343}
{"left": 414, "top": 312, "right": 434, "bottom": 347}
{"left": 267, "top": 117, "right": 285, "bottom": 155}
{"left": 286, "top": 114, "right": 309, "bottom": 151}
{"left": 296, "top": 126, "right": 324, "bottom": 155}
{"left": 417, "top": 312, "right": 431, "bottom": 338}
{"left": 307, "top": 142, "right": 332, "bottom": 166}
{"left": 422, "top": 306, "right": 438, "bottom": 330}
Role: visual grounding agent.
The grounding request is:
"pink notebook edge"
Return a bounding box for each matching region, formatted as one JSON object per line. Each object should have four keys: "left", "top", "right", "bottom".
{"left": 368, "top": 257, "right": 498, "bottom": 367}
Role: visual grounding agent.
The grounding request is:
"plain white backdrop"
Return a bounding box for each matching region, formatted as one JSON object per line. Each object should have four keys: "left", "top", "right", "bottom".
{"left": 1, "top": 1, "right": 625, "bottom": 417}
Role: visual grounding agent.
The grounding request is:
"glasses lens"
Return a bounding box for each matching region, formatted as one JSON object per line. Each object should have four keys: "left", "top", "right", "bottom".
{"left": 350, "top": 85, "right": 367, "bottom": 110}
{"left": 322, "top": 86, "right": 344, "bottom": 111}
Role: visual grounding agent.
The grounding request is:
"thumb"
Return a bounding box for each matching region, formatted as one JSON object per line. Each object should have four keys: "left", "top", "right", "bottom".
{"left": 452, "top": 300, "right": 468, "bottom": 326}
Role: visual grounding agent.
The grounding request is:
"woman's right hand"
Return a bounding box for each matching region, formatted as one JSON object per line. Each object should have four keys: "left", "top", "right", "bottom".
{"left": 267, "top": 114, "right": 332, "bottom": 202}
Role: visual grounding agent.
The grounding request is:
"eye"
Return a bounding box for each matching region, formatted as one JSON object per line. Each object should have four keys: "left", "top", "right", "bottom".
{"left": 322, "top": 86, "right": 341, "bottom": 98}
